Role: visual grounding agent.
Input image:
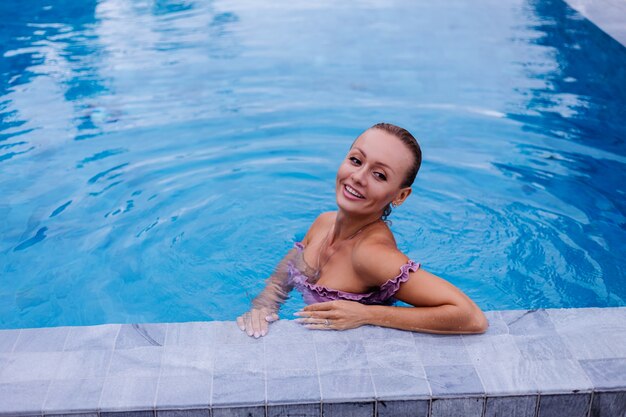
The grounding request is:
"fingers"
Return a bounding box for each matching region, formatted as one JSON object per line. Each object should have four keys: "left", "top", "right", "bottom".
{"left": 237, "top": 309, "right": 277, "bottom": 338}
{"left": 266, "top": 312, "right": 279, "bottom": 322}
{"left": 302, "top": 301, "right": 335, "bottom": 311}
{"left": 251, "top": 310, "right": 265, "bottom": 338}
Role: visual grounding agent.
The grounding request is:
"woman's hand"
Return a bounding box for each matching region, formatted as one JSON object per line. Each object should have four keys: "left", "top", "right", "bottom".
{"left": 294, "top": 300, "right": 368, "bottom": 330}
{"left": 237, "top": 308, "right": 279, "bottom": 338}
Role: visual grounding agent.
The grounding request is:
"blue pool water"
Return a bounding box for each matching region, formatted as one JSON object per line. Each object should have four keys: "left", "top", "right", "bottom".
{"left": 1, "top": 0, "right": 625, "bottom": 329}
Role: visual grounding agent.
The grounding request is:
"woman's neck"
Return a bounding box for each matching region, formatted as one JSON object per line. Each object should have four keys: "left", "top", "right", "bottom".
{"left": 329, "top": 210, "right": 381, "bottom": 246}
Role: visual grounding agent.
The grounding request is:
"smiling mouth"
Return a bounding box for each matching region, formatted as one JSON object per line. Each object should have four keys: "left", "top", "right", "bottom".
{"left": 345, "top": 184, "right": 365, "bottom": 199}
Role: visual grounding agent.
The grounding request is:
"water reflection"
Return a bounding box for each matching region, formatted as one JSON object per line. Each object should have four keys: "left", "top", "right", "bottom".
{"left": 498, "top": 0, "right": 626, "bottom": 306}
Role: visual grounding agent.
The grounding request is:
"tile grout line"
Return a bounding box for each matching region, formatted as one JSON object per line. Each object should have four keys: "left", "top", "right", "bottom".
{"left": 96, "top": 324, "right": 122, "bottom": 415}
{"left": 586, "top": 390, "right": 595, "bottom": 417}
{"left": 312, "top": 337, "right": 323, "bottom": 412}
{"left": 40, "top": 327, "right": 71, "bottom": 416}
{"left": 263, "top": 337, "right": 268, "bottom": 417}
{"left": 153, "top": 323, "right": 170, "bottom": 413}
{"left": 361, "top": 335, "right": 378, "bottom": 417}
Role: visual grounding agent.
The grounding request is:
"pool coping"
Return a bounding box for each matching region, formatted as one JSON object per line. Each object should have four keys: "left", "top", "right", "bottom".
{"left": 0, "top": 307, "right": 625, "bottom": 417}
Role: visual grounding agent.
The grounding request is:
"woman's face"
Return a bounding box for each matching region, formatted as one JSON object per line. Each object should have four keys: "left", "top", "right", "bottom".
{"left": 336, "top": 128, "right": 414, "bottom": 218}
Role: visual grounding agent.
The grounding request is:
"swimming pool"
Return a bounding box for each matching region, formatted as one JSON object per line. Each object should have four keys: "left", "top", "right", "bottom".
{"left": 1, "top": 0, "right": 625, "bottom": 329}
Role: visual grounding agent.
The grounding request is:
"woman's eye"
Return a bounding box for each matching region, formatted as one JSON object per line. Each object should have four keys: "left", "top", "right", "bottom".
{"left": 374, "top": 172, "right": 387, "bottom": 181}
{"left": 349, "top": 157, "right": 361, "bottom": 165}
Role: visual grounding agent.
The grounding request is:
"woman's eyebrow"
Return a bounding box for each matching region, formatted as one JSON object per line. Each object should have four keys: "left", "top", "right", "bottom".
{"left": 352, "top": 147, "right": 395, "bottom": 174}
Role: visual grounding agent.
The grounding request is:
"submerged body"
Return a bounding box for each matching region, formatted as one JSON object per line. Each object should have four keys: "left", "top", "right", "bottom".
{"left": 237, "top": 123, "right": 488, "bottom": 337}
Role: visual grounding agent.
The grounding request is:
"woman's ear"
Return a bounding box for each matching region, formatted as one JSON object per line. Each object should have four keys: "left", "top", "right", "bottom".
{"left": 392, "top": 187, "right": 412, "bottom": 207}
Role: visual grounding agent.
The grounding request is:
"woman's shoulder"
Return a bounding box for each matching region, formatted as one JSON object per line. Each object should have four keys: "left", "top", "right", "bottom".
{"left": 352, "top": 228, "right": 411, "bottom": 287}
{"left": 301, "top": 211, "right": 336, "bottom": 246}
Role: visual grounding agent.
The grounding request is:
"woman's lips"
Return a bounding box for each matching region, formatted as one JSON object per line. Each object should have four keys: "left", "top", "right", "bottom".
{"left": 343, "top": 184, "right": 365, "bottom": 200}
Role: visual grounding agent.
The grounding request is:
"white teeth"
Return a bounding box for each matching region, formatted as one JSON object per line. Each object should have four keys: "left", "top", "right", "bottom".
{"left": 346, "top": 185, "right": 364, "bottom": 198}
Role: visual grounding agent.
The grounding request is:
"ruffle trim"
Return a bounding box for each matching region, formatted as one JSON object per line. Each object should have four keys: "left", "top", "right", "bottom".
{"left": 290, "top": 242, "right": 420, "bottom": 304}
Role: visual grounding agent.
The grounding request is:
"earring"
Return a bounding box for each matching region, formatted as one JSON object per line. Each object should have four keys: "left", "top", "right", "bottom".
{"left": 391, "top": 202, "right": 398, "bottom": 208}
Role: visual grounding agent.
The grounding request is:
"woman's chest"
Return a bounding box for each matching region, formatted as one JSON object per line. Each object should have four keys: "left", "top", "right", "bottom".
{"left": 297, "top": 245, "right": 373, "bottom": 294}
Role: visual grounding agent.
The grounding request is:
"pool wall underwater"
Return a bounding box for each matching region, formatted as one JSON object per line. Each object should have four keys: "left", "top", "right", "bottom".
{"left": 0, "top": 307, "right": 625, "bottom": 417}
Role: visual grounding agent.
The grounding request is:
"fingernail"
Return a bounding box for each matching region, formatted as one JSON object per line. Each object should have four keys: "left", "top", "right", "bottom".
{"left": 238, "top": 326, "right": 245, "bottom": 331}
{"left": 265, "top": 315, "right": 273, "bottom": 321}
{"left": 261, "top": 330, "right": 267, "bottom": 336}
{"left": 294, "top": 318, "right": 304, "bottom": 323}
{"left": 254, "top": 332, "right": 260, "bottom": 338}
{"left": 293, "top": 312, "right": 302, "bottom": 316}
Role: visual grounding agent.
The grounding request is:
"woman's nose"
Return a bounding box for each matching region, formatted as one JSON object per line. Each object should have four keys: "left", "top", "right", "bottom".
{"left": 351, "top": 166, "right": 367, "bottom": 185}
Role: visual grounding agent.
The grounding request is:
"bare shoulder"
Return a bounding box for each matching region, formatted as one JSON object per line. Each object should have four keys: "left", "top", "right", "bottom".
{"left": 352, "top": 226, "right": 409, "bottom": 287}
{"left": 301, "top": 211, "right": 336, "bottom": 246}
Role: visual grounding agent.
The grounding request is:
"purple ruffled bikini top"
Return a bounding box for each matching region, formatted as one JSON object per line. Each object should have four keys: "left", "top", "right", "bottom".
{"left": 287, "top": 242, "right": 420, "bottom": 305}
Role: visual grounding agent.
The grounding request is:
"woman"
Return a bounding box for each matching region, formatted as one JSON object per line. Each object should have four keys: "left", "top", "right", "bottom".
{"left": 237, "top": 123, "right": 488, "bottom": 338}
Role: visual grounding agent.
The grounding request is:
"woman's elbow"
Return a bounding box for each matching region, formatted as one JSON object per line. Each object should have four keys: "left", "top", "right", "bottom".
{"left": 464, "top": 308, "right": 489, "bottom": 334}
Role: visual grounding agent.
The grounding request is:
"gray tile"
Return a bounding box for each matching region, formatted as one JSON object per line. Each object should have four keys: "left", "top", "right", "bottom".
{"left": 548, "top": 308, "right": 626, "bottom": 360}
{"left": 362, "top": 338, "right": 421, "bottom": 372}
{"left": 358, "top": 325, "right": 415, "bottom": 341}
{"left": 478, "top": 310, "right": 510, "bottom": 336}
{"left": 538, "top": 393, "right": 591, "bottom": 417}
{"left": 0, "top": 380, "right": 49, "bottom": 415}
{"left": 64, "top": 324, "right": 120, "bottom": 351}
{"left": 430, "top": 397, "right": 484, "bottom": 417}
{"left": 375, "top": 399, "right": 429, "bottom": 417}
{"left": 414, "top": 335, "right": 472, "bottom": 365}
{"left": 263, "top": 320, "right": 316, "bottom": 345}
{"left": 107, "top": 346, "right": 163, "bottom": 378}
{"left": 115, "top": 323, "right": 166, "bottom": 349}
{"left": 0, "top": 329, "right": 20, "bottom": 353}
{"left": 513, "top": 332, "right": 573, "bottom": 360}
{"left": 101, "top": 412, "right": 154, "bottom": 417}
{"left": 213, "top": 321, "right": 265, "bottom": 345}
{"left": 501, "top": 309, "right": 555, "bottom": 335}
{"left": 0, "top": 355, "right": 9, "bottom": 374}
{"left": 321, "top": 401, "right": 374, "bottom": 417}
{"left": 211, "top": 371, "right": 265, "bottom": 407}
{"left": 267, "top": 403, "right": 320, "bottom": 417}
{"left": 165, "top": 322, "right": 219, "bottom": 347}
{"left": 319, "top": 369, "right": 375, "bottom": 402}
{"left": 214, "top": 343, "right": 265, "bottom": 375}
{"left": 266, "top": 369, "right": 321, "bottom": 404}
{"left": 311, "top": 327, "right": 363, "bottom": 343}
{"left": 580, "top": 358, "right": 626, "bottom": 390}
{"left": 463, "top": 333, "right": 522, "bottom": 365}
{"left": 99, "top": 376, "right": 159, "bottom": 411}
{"left": 46, "top": 413, "right": 98, "bottom": 417}
{"left": 13, "top": 327, "right": 70, "bottom": 352}
{"left": 160, "top": 346, "right": 213, "bottom": 377}
{"left": 370, "top": 368, "right": 430, "bottom": 400}
{"left": 484, "top": 396, "right": 538, "bottom": 417}
{"left": 54, "top": 350, "right": 112, "bottom": 379}
{"left": 424, "top": 365, "right": 484, "bottom": 397}
{"left": 43, "top": 378, "right": 105, "bottom": 414}
{"left": 475, "top": 358, "right": 538, "bottom": 395}
{"left": 212, "top": 406, "right": 265, "bottom": 417}
{"left": 589, "top": 391, "right": 626, "bottom": 417}
{"left": 157, "top": 410, "right": 210, "bottom": 417}
{"left": 0, "top": 352, "right": 63, "bottom": 382}
{"left": 265, "top": 343, "right": 317, "bottom": 373}
{"left": 315, "top": 341, "right": 367, "bottom": 372}
{"left": 155, "top": 375, "right": 211, "bottom": 409}
{"left": 532, "top": 360, "right": 593, "bottom": 394}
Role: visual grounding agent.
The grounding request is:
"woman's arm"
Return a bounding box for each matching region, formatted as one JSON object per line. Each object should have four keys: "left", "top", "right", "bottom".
{"left": 237, "top": 248, "right": 296, "bottom": 338}
{"left": 297, "top": 242, "right": 488, "bottom": 334}
{"left": 237, "top": 211, "right": 335, "bottom": 338}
